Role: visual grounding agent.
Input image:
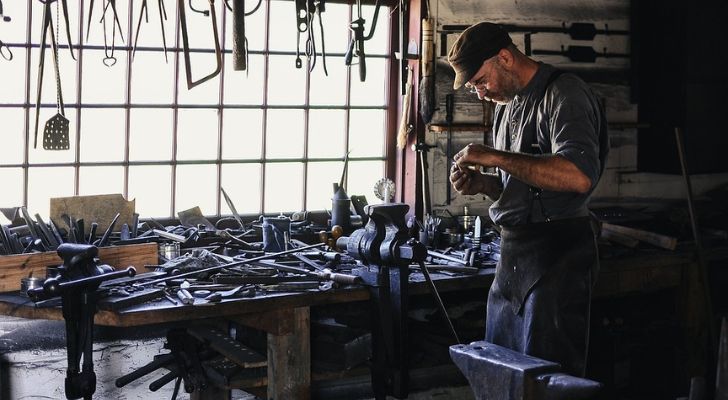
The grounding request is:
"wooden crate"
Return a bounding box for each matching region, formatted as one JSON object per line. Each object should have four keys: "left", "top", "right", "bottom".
{"left": 0, "top": 243, "right": 158, "bottom": 292}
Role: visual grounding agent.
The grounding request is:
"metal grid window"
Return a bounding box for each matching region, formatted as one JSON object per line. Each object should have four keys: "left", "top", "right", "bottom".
{"left": 0, "top": 0, "right": 391, "bottom": 221}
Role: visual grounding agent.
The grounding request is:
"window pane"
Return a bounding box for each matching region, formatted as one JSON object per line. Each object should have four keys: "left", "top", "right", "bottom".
{"left": 223, "top": 54, "right": 265, "bottom": 105}
{"left": 131, "top": 50, "right": 175, "bottom": 104}
{"left": 0, "top": 108, "right": 25, "bottom": 164}
{"left": 177, "top": 54, "right": 221, "bottom": 104}
{"left": 0, "top": 168, "right": 24, "bottom": 221}
{"left": 224, "top": 1, "right": 266, "bottom": 51}
{"left": 222, "top": 109, "right": 263, "bottom": 159}
{"left": 267, "top": 0, "right": 297, "bottom": 52}
{"left": 129, "top": 165, "right": 171, "bottom": 218}
{"left": 349, "top": 109, "right": 385, "bottom": 157}
{"left": 130, "top": 109, "right": 173, "bottom": 161}
{"left": 350, "top": 58, "right": 387, "bottom": 106}
{"left": 177, "top": 109, "right": 219, "bottom": 160}
{"left": 347, "top": 160, "right": 385, "bottom": 200}
{"left": 362, "top": 4, "right": 390, "bottom": 55}
{"left": 309, "top": 56, "right": 347, "bottom": 106}
{"left": 29, "top": 108, "right": 77, "bottom": 164}
{"left": 79, "top": 166, "right": 124, "bottom": 196}
{"left": 319, "top": 4, "right": 351, "bottom": 54}
{"left": 176, "top": 164, "right": 218, "bottom": 215}
{"left": 308, "top": 110, "right": 345, "bottom": 158}
{"left": 180, "top": 2, "right": 223, "bottom": 49}
{"left": 0, "top": 49, "right": 27, "bottom": 104}
{"left": 264, "top": 162, "right": 303, "bottom": 212}
{"left": 2, "top": 1, "right": 28, "bottom": 43}
{"left": 29, "top": 47, "right": 79, "bottom": 105}
{"left": 80, "top": 109, "right": 125, "bottom": 162}
{"left": 221, "top": 164, "right": 261, "bottom": 214}
{"left": 27, "top": 167, "right": 75, "bottom": 219}
{"left": 81, "top": 49, "right": 127, "bottom": 104}
{"left": 306, "top": 161, "right": 344, "bottom": 211}
{"left": 266, "top": 109, "right": 303, "bottom": 159}
{"left": 267, "top": 55, "right": 306, "bottom": 105}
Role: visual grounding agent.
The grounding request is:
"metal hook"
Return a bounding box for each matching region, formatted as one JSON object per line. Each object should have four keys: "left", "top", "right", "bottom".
{"left": 189, "top": 0, "right": 210, "bottom": 16}
{"left": 0, "top": 40, "right": 12, "bottom": 61}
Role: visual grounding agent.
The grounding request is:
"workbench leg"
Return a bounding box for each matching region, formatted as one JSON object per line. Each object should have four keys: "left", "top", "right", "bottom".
{"left": 267, "top": 306, "right": 310, "bottom": 400}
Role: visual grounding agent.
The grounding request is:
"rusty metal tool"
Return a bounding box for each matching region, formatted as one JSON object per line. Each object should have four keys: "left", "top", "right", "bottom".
{"left": 0, "top": 0, "right": 11, "bottom": 22}
{"left": 96, "top": 212, "right": 120, "bottom": 247}
{"left": 220, "top": 187, "right": 245, "bottom": 230}
{"left": 132, "top": 0, "right": 169, "bottom": 62}
{"left": 33, "top": 0, "right": 70, "bottom": 150}
{"left": 137, "top": 242, "right": 326, "bottom": 287}
{"left": 0, "top": 38, "right": 12, "bottom": 61}
{"left": 35, "top": 213, "right": 60, "bottom": 249}
{"left": 418, "top": 261, "right": 459, "bottom": 343}
{"left": 178, "top": 0, "right": 222, "bottom": 89}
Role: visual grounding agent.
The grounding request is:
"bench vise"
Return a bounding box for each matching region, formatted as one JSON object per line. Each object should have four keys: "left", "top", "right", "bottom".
{"left": 336, "top": 203, "right": 426, "bottom": 399}
{"left": 28, "top": 243, "right": 135, "bottom": 400}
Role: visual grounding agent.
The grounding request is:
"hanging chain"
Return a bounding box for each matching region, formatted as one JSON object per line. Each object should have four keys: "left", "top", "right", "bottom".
{"left": 54, "top": 0, "right": 62, "bottom": 115}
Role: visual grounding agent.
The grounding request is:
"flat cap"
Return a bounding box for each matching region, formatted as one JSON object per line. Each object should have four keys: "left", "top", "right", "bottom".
{"left": 447, "top": 22, "right": 513, "bottom": 89}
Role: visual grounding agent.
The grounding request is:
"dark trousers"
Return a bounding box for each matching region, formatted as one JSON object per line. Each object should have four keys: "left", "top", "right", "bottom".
{"left": 485, "top": 217, "right": 598, "bottom": 377}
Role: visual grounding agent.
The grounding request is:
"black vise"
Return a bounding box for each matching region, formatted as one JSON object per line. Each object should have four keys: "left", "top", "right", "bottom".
{"left": 450, "top": 341, "right": 602, "bottom": 400}
{"left": 28, "top": 243, "right": 135, "bottom": 400}
{"left": 336, "top": 203, "right": 426, "bottom": 400}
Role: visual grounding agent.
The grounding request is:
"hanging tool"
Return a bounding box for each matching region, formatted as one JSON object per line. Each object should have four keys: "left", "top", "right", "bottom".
{"left": 419, "top": 16, "right": 435, "bottom": 124}
{"left": 178, "top": 0, "right": 222, "bottom": 89}
{"left": 397, "top": 0, "right": 409, "bottom": 94}
{"left": 444, "top": 94, "right": 454, "bottom": 204}
{"left": 396, "top": 68, "right": 413, "bottom": 149}
{"left": 0, "top": 0, "right": 11, "bottom": 22}
{"left": 0, "top": 38, "right": 11, "bottom": 61}
{"left": 132, "top": 0, "right": 169, "bottom": 62}
{"left": 33, "top": 0, "right": 71, "bottom": 150}
{"left": 344, "top": 0, "right": 382, "bottom": 81}
{"left": 231, "top": 0, "right": 246, "bottom": 70}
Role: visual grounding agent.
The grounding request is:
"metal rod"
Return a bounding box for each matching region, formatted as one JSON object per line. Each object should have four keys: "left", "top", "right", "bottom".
{"left": 136, "top": 242, "right": 326, "bottom": 287}
{"left": 675, "top": 127, "right": 717, "bottom": 354}
{"left": 418, "top": 261, "right": 460, "bottom": 343}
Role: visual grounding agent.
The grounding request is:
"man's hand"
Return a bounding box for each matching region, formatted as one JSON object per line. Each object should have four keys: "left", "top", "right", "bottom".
{"left": 453, "top": 143, "right": 499, "bottom": 170}
{"left": 449, "top": 163, "right": 483, "bottom": 195}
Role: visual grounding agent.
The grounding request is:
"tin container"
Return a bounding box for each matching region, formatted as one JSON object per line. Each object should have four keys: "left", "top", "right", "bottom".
{"left": 159, "top": 242, "right": 181, "bottom": 261}
{"left": 20, "top": 277, "right": 44, "bottom": 297}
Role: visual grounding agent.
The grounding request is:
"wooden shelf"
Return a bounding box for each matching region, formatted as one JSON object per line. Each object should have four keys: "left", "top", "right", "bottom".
{"left": 428, "top": 123, "right": 490, "bottom": 133}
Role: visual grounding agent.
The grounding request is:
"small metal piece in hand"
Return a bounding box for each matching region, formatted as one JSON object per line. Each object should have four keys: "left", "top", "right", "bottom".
{"left": 43, "top": 113, "right": 70, "bottom": 150}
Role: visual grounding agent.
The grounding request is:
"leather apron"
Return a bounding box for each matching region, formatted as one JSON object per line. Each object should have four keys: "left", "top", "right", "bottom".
{"left": 485, "top": 216, "right": 599, "bottom": 377}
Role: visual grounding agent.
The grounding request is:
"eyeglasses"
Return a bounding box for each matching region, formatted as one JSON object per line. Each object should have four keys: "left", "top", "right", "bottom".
{"left": 464, "top": 60, "right": 493, "bottom": 94}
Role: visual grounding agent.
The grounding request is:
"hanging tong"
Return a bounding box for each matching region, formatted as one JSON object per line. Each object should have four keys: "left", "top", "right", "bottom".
{"left": 344, "top": 0, "right": 382, "bottom": 81}
{"left": 0, "top": 0, "right": 11, "bottom": 61}
{"left": 0, "top": 0, "right": 11, "bottom": 22}
{"left": 178, "top": 0, "right": 222, "bottom": 89}
{"left": 293, "top": 0, "right": 326, "bottom": 74}
{"left": 132, "top": 0, "right": 169, "bottom": 62}
{"left": 33, "top": 0, "right": 70, "bottom": 150}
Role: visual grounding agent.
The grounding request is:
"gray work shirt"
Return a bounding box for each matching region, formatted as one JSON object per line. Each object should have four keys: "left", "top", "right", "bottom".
{"left": 489, "top": 63, "right": 607, "bottom": 227}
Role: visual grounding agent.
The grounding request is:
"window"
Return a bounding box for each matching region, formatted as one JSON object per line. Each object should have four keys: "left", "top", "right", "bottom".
{"left": 0, "top": 0, "right": 392, "bottom": 223}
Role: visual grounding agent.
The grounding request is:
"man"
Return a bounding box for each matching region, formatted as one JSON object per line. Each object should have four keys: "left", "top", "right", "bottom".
{"left": 447, "top": 22, "right": 609, "bottom": 377}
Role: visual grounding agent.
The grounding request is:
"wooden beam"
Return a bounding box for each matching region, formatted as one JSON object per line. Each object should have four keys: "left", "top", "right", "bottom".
{"left": 267, "top": 307, "right": 311, "bottom": 400}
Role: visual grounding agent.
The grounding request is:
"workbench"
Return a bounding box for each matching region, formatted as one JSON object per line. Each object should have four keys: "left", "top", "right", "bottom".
{"left": 0, "top": 247, "right": 710, "bottom": 399}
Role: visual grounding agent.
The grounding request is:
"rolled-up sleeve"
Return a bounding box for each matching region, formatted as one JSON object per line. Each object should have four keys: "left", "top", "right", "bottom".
{"left": 546, "top": 82, "right": 602, "bottom": 188}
